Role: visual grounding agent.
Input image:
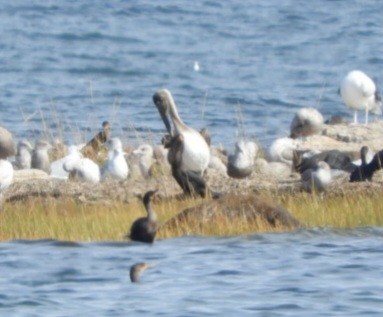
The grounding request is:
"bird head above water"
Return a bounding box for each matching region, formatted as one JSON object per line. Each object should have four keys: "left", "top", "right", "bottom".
{"left": 130, "top": 262, "right": 154, "bottom": 283}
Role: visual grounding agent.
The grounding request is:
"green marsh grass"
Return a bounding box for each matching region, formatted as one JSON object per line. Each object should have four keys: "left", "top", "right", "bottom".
{"left": 1, "top": 189, "right": 383, "bottom": 241}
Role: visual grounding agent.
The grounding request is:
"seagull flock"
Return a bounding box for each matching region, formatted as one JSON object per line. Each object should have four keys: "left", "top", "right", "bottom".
{"left": 0, "top": 69, "right": 381, "bottom": 204}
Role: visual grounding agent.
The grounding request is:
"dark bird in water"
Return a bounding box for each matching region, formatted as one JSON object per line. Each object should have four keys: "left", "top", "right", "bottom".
{"left": 165, "top": 134, "right": 219, "bottom": 198}
{"left": 130, "top": 262, "right": 153, "bottom": 283}
{"left": 128, "top": 190, "right": 159, "bottom": 243}
{"left": 350, "top": 146, "right": 381, "bottom": 182}
{"left": 84, "top": 121, "right": 111, "bottom": 153}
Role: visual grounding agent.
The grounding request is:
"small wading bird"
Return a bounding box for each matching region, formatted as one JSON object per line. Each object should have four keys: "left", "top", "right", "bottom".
{"left": 130, "top": 262, "right": 154, "bottom": 283}
{"left": 153, "top": 89, "right": 210, "bottom": 175}
{"left": 127, "top": 190, "right": 159, "bottom": 243}
{"left": 340, "top": 70, "right": 382, "bottom": 124}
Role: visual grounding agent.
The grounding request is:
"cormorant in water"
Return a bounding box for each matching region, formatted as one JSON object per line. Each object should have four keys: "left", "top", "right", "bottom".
{"left": 130, "top": 262, "right": 153, "bottom": 283}
{"left": 128, "top": 190, "right": 159, "bottom": 243}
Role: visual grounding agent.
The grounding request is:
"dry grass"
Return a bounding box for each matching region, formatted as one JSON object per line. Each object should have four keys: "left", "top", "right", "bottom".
{"left": 281, "top": 190, "right": 383, "bottom": 229}
{"left": 1, "top": 189, "right": 382, "bottom": 242}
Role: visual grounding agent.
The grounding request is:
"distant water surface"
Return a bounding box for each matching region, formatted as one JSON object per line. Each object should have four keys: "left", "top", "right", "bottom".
{"left": 1, "top": 3, "right": 383, "bottom": 315}
{"left": 1, "top": 228, "right": 383, "bottom": 316}
{"left": 0, "top": 0, "right": 382, "bottom": 149}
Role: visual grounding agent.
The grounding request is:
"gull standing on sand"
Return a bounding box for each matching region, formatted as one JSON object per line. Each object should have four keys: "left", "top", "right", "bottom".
{"left": 31, "top": 140, "right": 51, "bottom": 174}
{"left": 153, "top": 89, "right": 210, "bottom": 175}
{"left": 0, "top": 126, "right": 15, "bottom": 159}
{"left": 300, "top": 161, "right": 332, "bottom": 193}
{"left": 340, "top": 70, "right": 382, "bottom": 124}
{"left": 101, "top": 137, "right": 129, "bottom": 180}
{"left": 227, "top": 140, "right": 258, "bottom": 179}
{"left": 14, "top": 140, "right": 32, "bottom": 170}
{"left": 290, "top": 107, "right": 324, "bottom": 139}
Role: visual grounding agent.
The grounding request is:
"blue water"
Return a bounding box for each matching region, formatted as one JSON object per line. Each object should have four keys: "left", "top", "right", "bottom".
{"left": 1, "top": 228, "right": 383, "bottom": 316}
{"left": 2, "top": 1, "right": 383, "bottom": 315}
{"left": 1, "top": 0, "right": 382, "bottom": 148}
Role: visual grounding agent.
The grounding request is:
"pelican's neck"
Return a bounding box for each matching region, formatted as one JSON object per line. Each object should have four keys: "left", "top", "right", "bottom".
{"left": 167, "top": 94, "right": 188, "bottom": 133}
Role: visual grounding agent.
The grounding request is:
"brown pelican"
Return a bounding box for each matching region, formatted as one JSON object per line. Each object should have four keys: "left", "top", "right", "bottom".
{"left": 31, "top": 140, "right": 51, "bottom": 174}
{"left": 340, "top": 70, "right": 382, "bottom": 124}
{"left": 165, "top": 134, "right": 213, "bottom": 198}
{"left": 128, "top": 190, "right": 159, "bottom": 243}
{"left": 130, "top": 262, "right": 154, "bottom": 283}
{"left": 0, "top": 127, "right": 15, "bottom": 159}
{"left": 153, "top": 89, "right": 210, "bottom": 175}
